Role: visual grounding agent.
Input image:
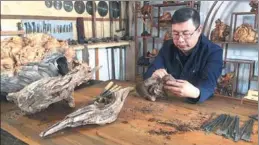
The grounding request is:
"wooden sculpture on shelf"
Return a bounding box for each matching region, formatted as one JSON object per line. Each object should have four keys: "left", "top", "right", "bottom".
{"left": 163, "top": 1, "right": 176, "bottom": 5}
{"left": 249, "top": 0, "right": 258, "bottom": 13}
{"left": 141, "top": 5, "right": 152, "bottom": 16}
{"left": 136, "top": 74, "right": 175, "bottom": 101}
{"left": 210, "top": 19, "right": 230, "bottom": 42}
{"left": 159, "top": 12, "right": 171, "bottom": 21}
{"left": 233, "top": 24, "right": 258, "bottom": 43}
{"left": 159, "top": 12, "right": 172, "bottom": 27}
{"left": 164, "top": 30, "right": 173, "bottom": 41}
{"left": 215, "top": 72, "right": 235, "bottom": 97}
{"left": 6, "top": 64, "right": 100, "bottom": 115}
{"left": 40, "top": 86, "right": 134, "bottom": 137}
{"left": 140, "top": 5, "right": 153, "bottom": 32}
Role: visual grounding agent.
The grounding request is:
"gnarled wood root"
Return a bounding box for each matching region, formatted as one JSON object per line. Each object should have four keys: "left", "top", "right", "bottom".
{"left": 39, "top": 87, "right": 134, "bottom": 137}
{"left": 6, "top": 65, "right": 100, "bottom": 115}
{"left": 136, "top": 74, "right": 175, "bottom": 101}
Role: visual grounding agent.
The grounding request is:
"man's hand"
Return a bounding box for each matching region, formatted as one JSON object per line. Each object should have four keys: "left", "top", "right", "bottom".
{"left": 151, "top": 69, "right": 168, "bottom": 78}
{"left": 164, "top": 79, "right": 200, "bottom": 98}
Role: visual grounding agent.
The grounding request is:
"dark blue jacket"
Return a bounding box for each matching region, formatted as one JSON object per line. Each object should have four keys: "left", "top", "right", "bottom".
{"left": 144, "top": 34, "right": 223, "bottom": 103}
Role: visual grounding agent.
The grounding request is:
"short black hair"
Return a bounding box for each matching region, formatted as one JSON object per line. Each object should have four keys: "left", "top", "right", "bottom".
{"left": 171, "top": 7, "right": 200, "bottom": 28}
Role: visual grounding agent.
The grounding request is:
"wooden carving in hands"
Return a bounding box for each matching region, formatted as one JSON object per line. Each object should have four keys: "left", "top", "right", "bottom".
{"left": 136, "top": 74, "right": 176, "bottom": 101}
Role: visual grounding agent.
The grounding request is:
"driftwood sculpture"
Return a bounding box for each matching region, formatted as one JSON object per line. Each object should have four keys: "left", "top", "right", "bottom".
{"left": 6, "top": 64, "right": 100, "bottom": 114}
{"left": 233, "top": 24, "right": 258, "bottom": 43}
{"left": 210, "top": 19, "right": 230, "bottom": 42}
{"left": 39, "top": 86, "right": 134, "bottom": 137}
{"left": 1, "top": 52, "right": 69, "bottom": 95}
{"left": 136, "top": 74, "right": 175, "bottom": 101}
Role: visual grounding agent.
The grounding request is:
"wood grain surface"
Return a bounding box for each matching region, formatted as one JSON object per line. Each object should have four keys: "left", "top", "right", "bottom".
{"left": 1, "top": 81, "right": 258, "bottom": 145}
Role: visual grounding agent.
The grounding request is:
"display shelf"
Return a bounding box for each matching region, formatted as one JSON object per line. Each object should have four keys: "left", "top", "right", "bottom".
{"left": 134, "top": 1, "right": 200, "bottom": 77}
{"left": 151, "top": 2, "right": 200, "bottom": 7}
{"left": 209, "top": 6, "right": 259, "bottom": 99}
{"left": 232, "top": 12, "right": 257, "bottom": 15}
{"left": 1, "top": 14, "right": 125, "bottom": 21}
{"left": 71, "top": 41, "right": 131, "bottom": 50}
{"left": 1, "top": 30, "right": 25, "bottom": 36}
{"left": 222, "top": 58, "right": 256, "bottom": 98}
{"left": 213, "top": 41, "right": 258, "bottom": 45}
{"left": 216, "top": 93, "right": 258, "bottom": 106}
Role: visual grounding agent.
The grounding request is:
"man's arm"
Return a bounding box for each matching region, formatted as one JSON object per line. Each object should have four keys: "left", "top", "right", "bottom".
{"left": 187, "top": 48, "right": 223, "bottom": 103}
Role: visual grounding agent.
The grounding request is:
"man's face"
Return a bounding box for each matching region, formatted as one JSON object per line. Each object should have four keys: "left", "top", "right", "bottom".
{"left": 171, "top": 19, "right": 202, "bottom": 53}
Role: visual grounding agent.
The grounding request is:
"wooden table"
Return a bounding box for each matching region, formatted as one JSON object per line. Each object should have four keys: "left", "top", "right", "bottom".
{"left": 1, "top": 81, "right": 258, "bottom": 145}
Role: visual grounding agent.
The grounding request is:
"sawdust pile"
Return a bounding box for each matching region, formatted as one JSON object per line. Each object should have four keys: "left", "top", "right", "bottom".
{"left": 1, "top": 109, "right": 25, "bottom": 120}
{"left": 147, "top": 112, "right": 212, "bottom": 137}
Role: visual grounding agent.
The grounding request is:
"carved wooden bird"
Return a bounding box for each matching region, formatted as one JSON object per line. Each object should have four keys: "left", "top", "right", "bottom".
{"left": 7, "top": 65, "right": 100, "bottom": 114}
{"left": 39, "top": 87, "right": 134, "bottom": 137}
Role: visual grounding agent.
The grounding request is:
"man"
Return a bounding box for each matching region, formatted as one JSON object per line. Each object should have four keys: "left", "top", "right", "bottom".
{"left": 144, "top": 7, "right": 223, "bottom": 103}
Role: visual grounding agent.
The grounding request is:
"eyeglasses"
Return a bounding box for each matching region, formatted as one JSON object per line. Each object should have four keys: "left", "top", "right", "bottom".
{"left": 172, "top": 26, "right": 199, "bottom": 40}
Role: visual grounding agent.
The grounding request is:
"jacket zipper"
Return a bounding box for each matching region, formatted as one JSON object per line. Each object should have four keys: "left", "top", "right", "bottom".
{"left": 176, "top": 55, "right": 185, "bottom": 78}
{"left": 176, "top": 55, "right": 183, "bottom": 69}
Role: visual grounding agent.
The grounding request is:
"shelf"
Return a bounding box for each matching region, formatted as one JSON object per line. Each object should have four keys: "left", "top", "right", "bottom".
{"left": 138, "top": 16, "right": 159, "bottom": 19}
{"left": 71, "top": 41, "right": 130, "bottom": 50}
{"left": 151, "top": 2, "right": 199, "bottom": 7}
{"left": 251, "top": 76, "right": 258, "bottom": 81}
{"left": 232, "top": 12, "right": 257, "bottom": 15}
{"left": 213, "top": 41, "right": 258, "bottom": 45}
{"left": 215, "top": 94, "right": 258, "bottom": 106}
{"left": 137, "top": 36, "right": 154, "bottom": 39}
{"left": 1, "top": 14, "right": 125, "bottom": 21}
{"left": 224, "top": 58, "right": 255, "bottom": 64}
{"left": 1, "top": 30, "right": 25, "bottom": 36}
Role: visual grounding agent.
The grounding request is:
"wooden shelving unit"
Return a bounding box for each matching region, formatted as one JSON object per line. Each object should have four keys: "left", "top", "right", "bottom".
{"left": 134, "top": 1, "right": 200, "bottom": 77}
{"left": 210, "top": 9, "right": 258, "bottom": 99}
{"left": 1, "top": 30, "right": 25, "bottom": 36}
{"left": 1, "top": 14, "right": 125, "bottom": 21}
{"left": 71, "top": 41, "right": 131, "bottom": 50}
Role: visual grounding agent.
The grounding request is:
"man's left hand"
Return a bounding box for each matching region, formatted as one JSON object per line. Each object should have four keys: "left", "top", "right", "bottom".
{"left": 164, "top": 79, "right": 200, "bottom": 98}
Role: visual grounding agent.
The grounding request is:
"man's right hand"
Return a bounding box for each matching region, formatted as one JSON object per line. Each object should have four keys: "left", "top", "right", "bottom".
{"left": 151, "top": 69, "right": 168, "bottom": 78}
